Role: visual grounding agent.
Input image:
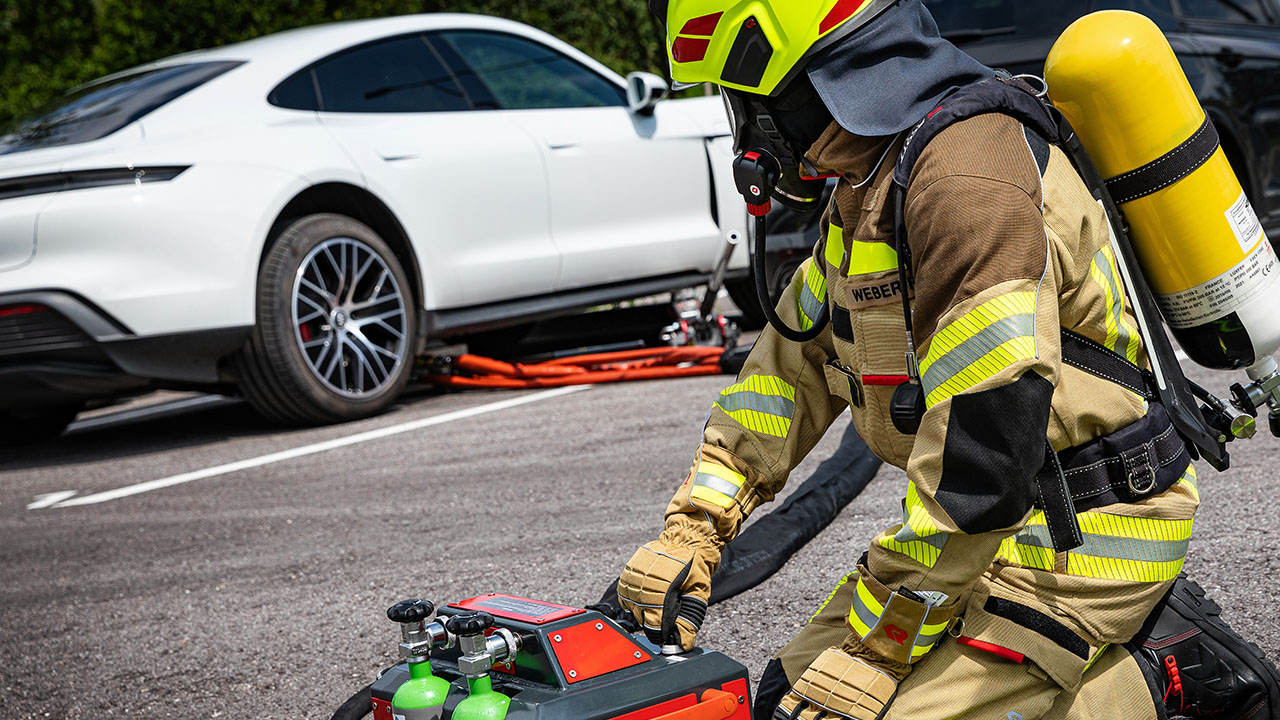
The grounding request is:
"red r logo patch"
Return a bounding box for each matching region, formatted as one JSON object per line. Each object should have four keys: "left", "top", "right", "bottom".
{"left": 885, "top": 625, "right": 908, "bottom": 645}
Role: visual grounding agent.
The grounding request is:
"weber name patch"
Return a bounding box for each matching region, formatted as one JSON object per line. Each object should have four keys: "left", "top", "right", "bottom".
{"left": 842, "top": 270, "right": 911, "bottom": 309}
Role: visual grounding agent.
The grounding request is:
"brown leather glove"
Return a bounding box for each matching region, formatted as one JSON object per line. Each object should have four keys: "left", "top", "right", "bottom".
{"left": 775, "top": 647, "right": 900, "bottom": 720}
{"left": 616, "top": 537, "right": 713, "bottom": 652}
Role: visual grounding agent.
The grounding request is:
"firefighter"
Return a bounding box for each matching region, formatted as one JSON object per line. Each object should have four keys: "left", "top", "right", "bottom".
{"left": 617, "top": 1, "right": 1280, "bottom": 718}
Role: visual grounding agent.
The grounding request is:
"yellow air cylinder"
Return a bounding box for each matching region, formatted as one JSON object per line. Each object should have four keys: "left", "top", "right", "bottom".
{"left": 1045, "top": 10, "right": 1280, "bottom": 370}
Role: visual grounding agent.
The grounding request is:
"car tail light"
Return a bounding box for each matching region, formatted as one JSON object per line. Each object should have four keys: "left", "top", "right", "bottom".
{"left": 0, "top": 166, "right": 189, "bottom": 203}
{"left": 0, "top": 303, "right": 48, "bottom": 318}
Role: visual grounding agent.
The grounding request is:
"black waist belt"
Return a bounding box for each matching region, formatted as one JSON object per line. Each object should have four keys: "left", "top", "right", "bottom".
{"left": 1033, "top": 332, "right": 1189, "bottom": 552}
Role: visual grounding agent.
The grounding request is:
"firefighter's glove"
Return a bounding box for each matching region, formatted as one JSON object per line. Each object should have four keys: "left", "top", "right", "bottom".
{"left": 617, "top": 541, "right": 710, "bottom": 652}
{"left": 775, "top": 648, "right": 900, "bottom": 720}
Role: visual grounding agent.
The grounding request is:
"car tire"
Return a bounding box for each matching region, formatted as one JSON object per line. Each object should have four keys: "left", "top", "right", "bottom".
{"left": 0, "top": 404, "right": 82, "bottom": 443}
{"left": 234, "top": 214, "right": 417, "bottom": 425}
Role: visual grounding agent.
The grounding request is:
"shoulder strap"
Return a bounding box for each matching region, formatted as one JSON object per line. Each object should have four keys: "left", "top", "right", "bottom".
{"left": 893, "top": 76, "right": 1060, "bottom": 190}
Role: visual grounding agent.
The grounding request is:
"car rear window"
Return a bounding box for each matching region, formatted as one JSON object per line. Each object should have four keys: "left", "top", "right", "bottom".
{"left": 0, "top": 61, "right": 243, "bottom": 156}
{"left": 309, "top": 35, "right": 470, "bottom": 113}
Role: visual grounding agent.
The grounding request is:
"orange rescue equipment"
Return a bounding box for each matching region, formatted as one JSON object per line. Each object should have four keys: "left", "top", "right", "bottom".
{"left": 428, "top": 347, "right": 726, "bottom": 389}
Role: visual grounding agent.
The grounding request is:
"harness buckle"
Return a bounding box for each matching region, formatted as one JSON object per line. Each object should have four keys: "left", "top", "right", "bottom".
{"left": 1121, "top": 443, "right": 1158, "bottom": 495}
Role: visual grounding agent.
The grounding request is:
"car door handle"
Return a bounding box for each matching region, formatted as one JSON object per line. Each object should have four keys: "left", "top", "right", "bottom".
{"left": 378, "top": 148, "right": 420, "bottom": 161}
{"left": 545, "top": 137, "right": 581, "bottom": 150}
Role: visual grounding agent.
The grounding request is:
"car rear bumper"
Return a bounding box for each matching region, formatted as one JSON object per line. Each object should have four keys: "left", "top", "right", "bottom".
{"left": 0, "top": 290, "right": 249, "bottom": 409}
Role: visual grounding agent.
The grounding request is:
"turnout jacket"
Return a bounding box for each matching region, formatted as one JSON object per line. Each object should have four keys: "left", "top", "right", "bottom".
{"left": 660, "top": 114, "right": 1199, "bottom": 678}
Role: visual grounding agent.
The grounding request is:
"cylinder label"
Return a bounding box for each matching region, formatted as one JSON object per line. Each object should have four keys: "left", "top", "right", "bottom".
{"left": 1227, "top": 191, "right": 1265, "bottom": 253}
{"left": 1156, "top": 236, "right": 1278, "bottom": 328}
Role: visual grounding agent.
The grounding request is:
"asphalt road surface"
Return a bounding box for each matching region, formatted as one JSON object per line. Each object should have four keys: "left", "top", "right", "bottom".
{"left": 2, "top": 359, "right": 1278, "bottom": 719}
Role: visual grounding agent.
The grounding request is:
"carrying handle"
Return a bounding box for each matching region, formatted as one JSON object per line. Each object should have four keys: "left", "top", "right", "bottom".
{"left": 650, "top": 690, "right": 741, "bottom": 720}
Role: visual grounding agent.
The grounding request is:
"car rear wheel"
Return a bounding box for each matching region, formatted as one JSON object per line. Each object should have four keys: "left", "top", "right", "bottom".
{"left": 234, "top": 214, "right": 416, "bottom": 425}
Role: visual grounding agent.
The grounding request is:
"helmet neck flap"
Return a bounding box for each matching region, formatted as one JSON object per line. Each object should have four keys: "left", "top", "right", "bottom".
{"left": 806, "top": 0, "right": 993, "bottom": 137}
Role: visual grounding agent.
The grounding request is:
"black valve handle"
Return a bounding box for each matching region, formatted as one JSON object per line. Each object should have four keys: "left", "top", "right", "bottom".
{"left": 1231, "top": 382, "right": 1258, "bottom": 417}
{"left": 446, "top": 611, "right": 494, "bottom": 637}
{"left": 387, "top": 598, "right": 435, "bottom": 624}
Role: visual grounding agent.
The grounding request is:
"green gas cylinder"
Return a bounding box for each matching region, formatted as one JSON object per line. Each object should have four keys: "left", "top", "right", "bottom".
{"left": 451, "top": 675, "right": 510, "bottom": 720}
{"left": 391, "top": 659, "right": 451, "bottom": 720}
{"left": 387, "top": 599, "right": 451, "bottom": 720}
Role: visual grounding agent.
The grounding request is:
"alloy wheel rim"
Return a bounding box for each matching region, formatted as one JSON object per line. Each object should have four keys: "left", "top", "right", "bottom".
{"left": 291, "top": 237, "right": 408, "bottom": 398}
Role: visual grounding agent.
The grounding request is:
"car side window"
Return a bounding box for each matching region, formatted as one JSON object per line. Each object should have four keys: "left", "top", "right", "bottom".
{"left": 311, "top": 35, "right": 469, "bottom": 113}
{"left": 269, "top": 71, "right": 320, "bottom": 111}
{"left": 1177, "top": 0, "right": 1271, "bottom": 23}
{"left": 437, "top": 31, "right": 626, "bottom": 110}
{"left": 924, "top": 0, "right": 1090, "bottom": 40}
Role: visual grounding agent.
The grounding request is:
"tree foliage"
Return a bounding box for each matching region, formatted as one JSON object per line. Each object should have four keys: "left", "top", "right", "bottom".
{"left": 0, "top": 0, "right": 666, "bottom": 125}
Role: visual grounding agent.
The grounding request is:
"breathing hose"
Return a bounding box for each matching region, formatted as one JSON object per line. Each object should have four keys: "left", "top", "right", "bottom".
{"left": 751, "top": 214, "right": 830, "bottom": 343}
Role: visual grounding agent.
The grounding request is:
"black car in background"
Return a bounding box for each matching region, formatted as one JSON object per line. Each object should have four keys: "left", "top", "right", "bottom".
{"left": 923, "top": 0, "right": 1280, "bottom": 236}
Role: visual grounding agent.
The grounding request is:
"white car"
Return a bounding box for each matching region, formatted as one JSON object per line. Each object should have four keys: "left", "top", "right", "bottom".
{"left": 0, "top": 13, "right": 751, "bottom": 435}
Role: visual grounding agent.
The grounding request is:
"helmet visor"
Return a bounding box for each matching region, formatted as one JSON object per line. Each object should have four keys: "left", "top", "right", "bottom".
{"left": 721, "top": 89, "right": 753, "bottom": 154}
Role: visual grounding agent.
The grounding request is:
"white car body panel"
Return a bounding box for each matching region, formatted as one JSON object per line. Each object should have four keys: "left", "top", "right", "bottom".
{"left": 512, "top": 101, "right": 725, "bottom": 291}
{"left": 317, "top": 109, "right": 557, "bottom": 308}
{"left": 13, "top": 164, "right": 304, "bottom": 335}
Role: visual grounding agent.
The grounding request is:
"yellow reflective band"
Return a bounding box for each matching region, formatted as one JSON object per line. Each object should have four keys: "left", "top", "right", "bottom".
{"left": 911, "top": 640, "right": 939, "bottom": 659}
{"left": 695, "top": 461, "right": 745, "bottom": 487}
{"left": 846, "top": 239, "right": 900, "bottom": 277}
{"left": 691, "top": 485, "right": 734, "bottom": 508}
{"left": 1072, "top": 512, "right": 1195, "bottom": 542}
{"left": 920, "top": 618, "right": 951, "bottom": 636}
{"left": 912, "top": 614, "right": 952, "bottom": 657}
{"left": 879, "top": 482, "right": 949, "bottom": 568}
{"left": 1065, "top": 553, "right": 1185, "bottom": 583}
{"left": 920, "top": 292, "right": 1038, "bottom": 408}
{"left": 714, "top": 375, "right": 797, "bottom": 439}
{"left": 798, "top": 262, "right": 827, "bottom": 331}
{"left": 689, "top": 461, "right": 747, "bottom": 510}
{"left": 922, "top": 292, "right": 1037, "bottom": 365}
{"left": 825, "top": 223, "right": 846, "bottom": 270}
{"left": 848, "top": 576, "right": 885, "bottom": 639}
{"left": 1090, "top": 245, "right": 1142, "bottom": 365}
{"left": 997, "top": 506, "right": 1193, "bottom": 582}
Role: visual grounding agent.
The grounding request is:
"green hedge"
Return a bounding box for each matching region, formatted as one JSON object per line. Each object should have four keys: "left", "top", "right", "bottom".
{"left": 0, "top": 0, "right": 667, "bottom": 125}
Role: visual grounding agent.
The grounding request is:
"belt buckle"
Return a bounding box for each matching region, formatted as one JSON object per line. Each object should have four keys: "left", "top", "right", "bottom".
{"left": 1121, "top": 443, "right": 1157, "bottom": 495}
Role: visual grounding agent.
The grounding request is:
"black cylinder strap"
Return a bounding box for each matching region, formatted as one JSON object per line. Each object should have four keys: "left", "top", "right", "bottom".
{"left": 1103, "top": 116, "right": 1220, "bottom": 205}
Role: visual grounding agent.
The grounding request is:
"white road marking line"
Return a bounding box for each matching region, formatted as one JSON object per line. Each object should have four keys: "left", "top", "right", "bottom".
{"left": 68, "top": 395, "right": 233, "bottom": 432}
{"left": 28, "top": 491, "right": 78, "bottom": 510}
{"left": 46, "top": 386, "right": 590, "bottom": 509}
